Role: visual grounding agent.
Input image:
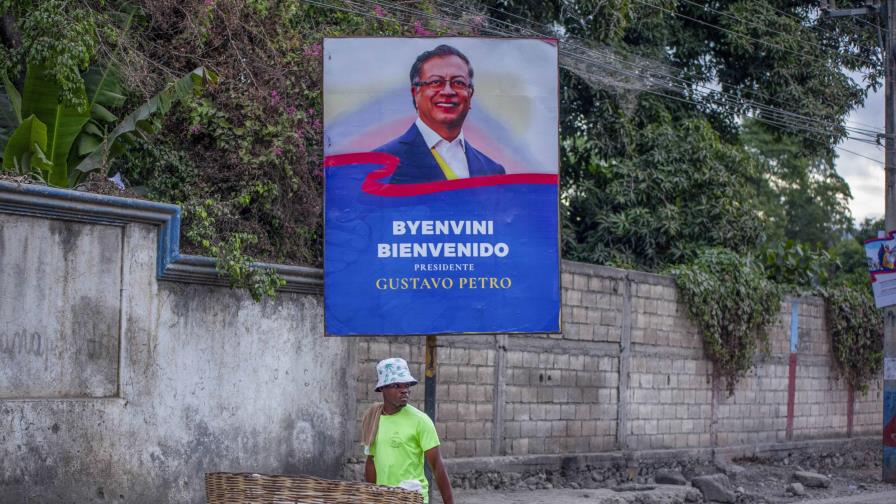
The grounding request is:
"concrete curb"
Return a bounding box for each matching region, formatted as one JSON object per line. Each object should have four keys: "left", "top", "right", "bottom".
{"left": 435, "top": 435, "right": 878, "bottom": 475}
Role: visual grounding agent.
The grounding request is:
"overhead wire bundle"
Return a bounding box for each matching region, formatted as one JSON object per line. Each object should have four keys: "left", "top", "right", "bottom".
{"left": 303, "top": 0, "right": 884, "bottom": 164}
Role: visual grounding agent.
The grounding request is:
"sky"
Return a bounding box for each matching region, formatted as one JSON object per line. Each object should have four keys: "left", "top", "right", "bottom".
{"left": 837, "top": 82, "right": 885, "bottom": 224}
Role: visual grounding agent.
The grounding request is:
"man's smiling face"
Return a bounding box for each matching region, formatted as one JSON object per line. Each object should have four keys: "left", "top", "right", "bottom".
{"left": 412, "top": 55, "right": 473, "bottom": 141}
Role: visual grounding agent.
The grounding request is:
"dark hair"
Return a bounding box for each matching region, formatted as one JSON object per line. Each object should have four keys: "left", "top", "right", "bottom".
{"left": 409, "top": 44, "right": 474, "bottom": 84}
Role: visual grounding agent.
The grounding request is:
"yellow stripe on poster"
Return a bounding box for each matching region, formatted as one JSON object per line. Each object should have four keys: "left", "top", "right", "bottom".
{"left": 430, "top": 148, "right": 459, "bottom": 180}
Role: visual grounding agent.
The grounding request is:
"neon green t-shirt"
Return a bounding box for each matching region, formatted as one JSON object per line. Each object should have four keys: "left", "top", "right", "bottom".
{"left": 367, "top": 404, "right": 440, "bottom": 503}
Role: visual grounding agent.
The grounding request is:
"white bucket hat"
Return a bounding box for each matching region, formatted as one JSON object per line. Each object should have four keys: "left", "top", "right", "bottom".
{"left": 375, "top": 357, "right": 418, "bottom": 391}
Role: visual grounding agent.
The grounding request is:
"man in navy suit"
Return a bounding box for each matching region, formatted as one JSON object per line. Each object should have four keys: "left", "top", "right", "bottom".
{"left": 375, "top": 45, "right": 506, "bottom": 184}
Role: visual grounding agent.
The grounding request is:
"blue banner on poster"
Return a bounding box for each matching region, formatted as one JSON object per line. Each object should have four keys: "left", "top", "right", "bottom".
{"left": 324, "top": 153, "right": 559, "bottom": 335}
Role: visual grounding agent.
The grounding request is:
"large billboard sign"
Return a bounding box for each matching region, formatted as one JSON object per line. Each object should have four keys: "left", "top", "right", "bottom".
{"left": 323, "top": 37, "right": 560, "bottom": 336}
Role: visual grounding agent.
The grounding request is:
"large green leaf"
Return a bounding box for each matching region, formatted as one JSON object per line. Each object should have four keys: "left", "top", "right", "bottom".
{"left": 21, "top": 64, "right": 91, "bottom": 186}
{"left": 76, "top": 66, "right": 218, "bottom": 175}
{"left": 2, "top": 114, "right": 51, "bottom": 173}
{"left": 83, "top": 64, "right": 127, "bottom": 112}
{"left": 2, "top": 75, "right": 21, "bottom": 125}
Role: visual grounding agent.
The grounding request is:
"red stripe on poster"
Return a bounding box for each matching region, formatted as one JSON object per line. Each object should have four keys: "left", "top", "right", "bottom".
{"left": 324, "top": 152, "right": 558, "bottom": 197}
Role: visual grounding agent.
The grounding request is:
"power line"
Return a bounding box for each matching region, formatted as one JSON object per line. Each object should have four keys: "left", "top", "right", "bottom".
{"left": 452, "top": 0, "right": 881, "bottom": 139}
{"left": 427, "top": 0, "right": 883, "bottom": 138}
{"left": 304, "top": 0, "right": 883, "bottom": 164}
{"left": 672, "top": 0, "right": 878, "bottom": 66}
{"left": 375, "top": 0, "right": 877, "bottom": 141}
{"left": 632, "top": 0, "right": 877, "bottom": 79}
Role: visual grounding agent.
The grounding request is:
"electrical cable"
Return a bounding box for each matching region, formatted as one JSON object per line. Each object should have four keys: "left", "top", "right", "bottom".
{"left": 672, "top": 0, "right": 878, "bottom": 66}
{"left": 303, "top": 0, "right": 884, "bottom": 164}
{"left": 358, "top": 0, "right": 878, "bottom": 142}
{"left": 425, "top": 0, "right": 884, "bottom": 137}
{"left": 631, "top": 0, "right": 877, "bottom": 79}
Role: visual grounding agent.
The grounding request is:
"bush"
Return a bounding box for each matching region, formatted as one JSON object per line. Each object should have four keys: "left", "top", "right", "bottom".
{"left": 671, "top": 248, "right": 783, "bottom": 394}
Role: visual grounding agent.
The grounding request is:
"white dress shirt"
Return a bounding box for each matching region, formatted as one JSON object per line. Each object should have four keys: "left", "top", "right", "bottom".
{"left": 415, "top": 117, "right": 470, "bottom": 179}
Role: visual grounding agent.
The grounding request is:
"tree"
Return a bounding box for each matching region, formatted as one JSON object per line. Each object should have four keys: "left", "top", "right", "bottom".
{"left": 742, "top": 119, "right": 853, "bottom": 248}
{"left": 482, "top": 0, "right": 880, "bottom": 270}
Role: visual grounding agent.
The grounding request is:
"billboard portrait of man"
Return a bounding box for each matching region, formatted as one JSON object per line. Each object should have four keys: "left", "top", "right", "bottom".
{"left": 375, "top": 44, "right": 505, "bottom": 184}
{"left": 323, "top": 38, "right": 559, "bottom": 336}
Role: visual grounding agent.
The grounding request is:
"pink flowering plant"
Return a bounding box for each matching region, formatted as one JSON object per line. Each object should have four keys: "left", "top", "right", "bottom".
{"left": 98, "top": 0, "right": 472, "bottom": 298}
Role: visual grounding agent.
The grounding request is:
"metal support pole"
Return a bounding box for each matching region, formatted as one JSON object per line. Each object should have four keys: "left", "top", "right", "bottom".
{"left": 424, "top": 335, "right": 437, "bottom": 420}
{"left": 423, "top": 335, "right": 437, "bottom": 499}
{"left": 884, "top": 0, "right": 896, "bottom": 484}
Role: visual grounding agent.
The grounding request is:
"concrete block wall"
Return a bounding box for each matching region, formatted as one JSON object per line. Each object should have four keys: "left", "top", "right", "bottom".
{"left": 792, "top": 298, "right": 850, "bottom": 438}
{"left": 1, "top": 183, "right": 883, "bottom": 503}
{"left": 503, "top": 347, "right": 618, "bottom": 455}
{"left": 353, "top": 260, "right": 884, "bottom": 461}
{"left": 716, "top": 364, "right": 789, "bottom": 446}
{"left": 854, "top": 381, "right": 885, "bottom": 435}
{"left": 714, "top": 302, "right": 791, "bottom": 447}
{"left": 1, "top": 186, "right": 352, "bottom": 504}
{"left": 628, "top": 354, "right": 712, "bottom": 450}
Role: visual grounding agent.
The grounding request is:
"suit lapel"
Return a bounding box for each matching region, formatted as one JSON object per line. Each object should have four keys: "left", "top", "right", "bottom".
{"left": 464, "top": 141, "right": 486, "bottom": 177}
{"left": 400, "top": 124, "right": 445, "bottom": 182}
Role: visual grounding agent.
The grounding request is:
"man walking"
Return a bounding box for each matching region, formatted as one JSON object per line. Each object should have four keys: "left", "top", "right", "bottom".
{"left": 362, "top": 357, "right": 454, "bottom": 504}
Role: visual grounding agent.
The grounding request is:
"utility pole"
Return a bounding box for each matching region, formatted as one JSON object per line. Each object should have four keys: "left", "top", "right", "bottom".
{"left": 884, "top": 0, "right": 896, "bottom": 485}
{"left": 822, "top": 0, "right": 895, "bottom": 484}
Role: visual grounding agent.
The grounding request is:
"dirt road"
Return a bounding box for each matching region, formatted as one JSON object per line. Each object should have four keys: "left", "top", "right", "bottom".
{"left": 430, "top": 456, "right": 896, "bottom": 504}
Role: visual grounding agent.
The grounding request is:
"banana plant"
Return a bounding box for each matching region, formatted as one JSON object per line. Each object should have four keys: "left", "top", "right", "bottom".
{"left": 1, "top": 63, "right": 217, "bottom": 187}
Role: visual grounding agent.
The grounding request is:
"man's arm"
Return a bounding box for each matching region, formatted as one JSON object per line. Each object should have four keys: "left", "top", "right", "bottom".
{"left": 424, "top": 446, "right": 453, "bottom": 504}
{"left": 364, "top": 455, "right": 377, "bottom": 484}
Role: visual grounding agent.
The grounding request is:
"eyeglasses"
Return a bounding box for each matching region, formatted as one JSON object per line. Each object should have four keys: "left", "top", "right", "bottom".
{"left": 383, "top": 382, "right": 412, "bottom": 390}
{"left": 413, "top": 78, "right": 473, "bottom": 92}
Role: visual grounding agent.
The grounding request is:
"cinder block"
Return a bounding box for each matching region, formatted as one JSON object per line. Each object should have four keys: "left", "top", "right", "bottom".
{"left": 457, "top": 402, "right": 475, "bottom": 420}
{"left": 477, "top": 366, "right": 494, "bottom": 384}
{"left": 504, "top": 421, "right": 521, "bottom": 438}
{"left": 551, "top": 420, "right": 567, "bottom": 436}
{"left": 439, "top": 403, "right": 458, "bottom": 421}
{"left": 573, "top": 274, "right": 588, "bottom": 291}
{"left": 561, "top": 272, "right": 574, "bottom": 286}
{"left": 458, "top": 366, "right": 477, "bottom": 383}
{"left": 448, "top": 384, "right": 468, "bottom": 401}
{"left": 522, "top": 386, "right": 538, "bottom": 403}
{"left": 553, "top": 388, "right": 569, "bottom": 403}
{"left": 466, "top": 421, "right": 487, "bottom": 438}
{"left": 476, "top": 439, "right": 492, "bottom": 457}
{"left": 467, "top": 384, "right": 487, "bottom": 402}
{"left": 529, "top": 404, "right": 546, "bottom": 420}
{"left": 546, "top": 404, "right": 562, "bottom": 420}
{"left": 369, "top": 341, "right": 390, "bottom": 359}
{"left": 520, "top": 421, "right": 537, "bottom": 437}
{"left": 561, "top": 404, "right": 576, "bottom": 419}
{"left": 446, "top": 421, "right": 465, "bottom": 439}
{"left": 470, "top": 349, "right": 489, "bottom": 366}
{"left": 529, "top": 436, "right": 545, "bottom": 454}
{"left": 455, "top": 440, "right": 475, "bottom": 457}
{"left": 440, "top": 364, "right": 459, "bottom": 382}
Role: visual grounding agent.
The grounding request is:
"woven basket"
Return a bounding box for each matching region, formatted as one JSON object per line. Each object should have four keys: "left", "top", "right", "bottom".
{"left": 205, "top": 472, "right": 424, "bottom": 504}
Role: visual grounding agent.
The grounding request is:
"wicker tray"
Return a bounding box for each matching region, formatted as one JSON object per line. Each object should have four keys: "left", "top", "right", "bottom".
{"left": 206, "top": 472, "right": 424, "bottom": 504}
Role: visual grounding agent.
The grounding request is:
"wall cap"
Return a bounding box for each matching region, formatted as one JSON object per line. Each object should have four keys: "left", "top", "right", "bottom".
{"left": 0, "top": 181, "right": 322, "bottom": 294}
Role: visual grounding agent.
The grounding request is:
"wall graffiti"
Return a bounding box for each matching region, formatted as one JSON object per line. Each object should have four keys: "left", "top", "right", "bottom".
{"left": 0, "top": 330, "right": 43, "bottom": 357}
